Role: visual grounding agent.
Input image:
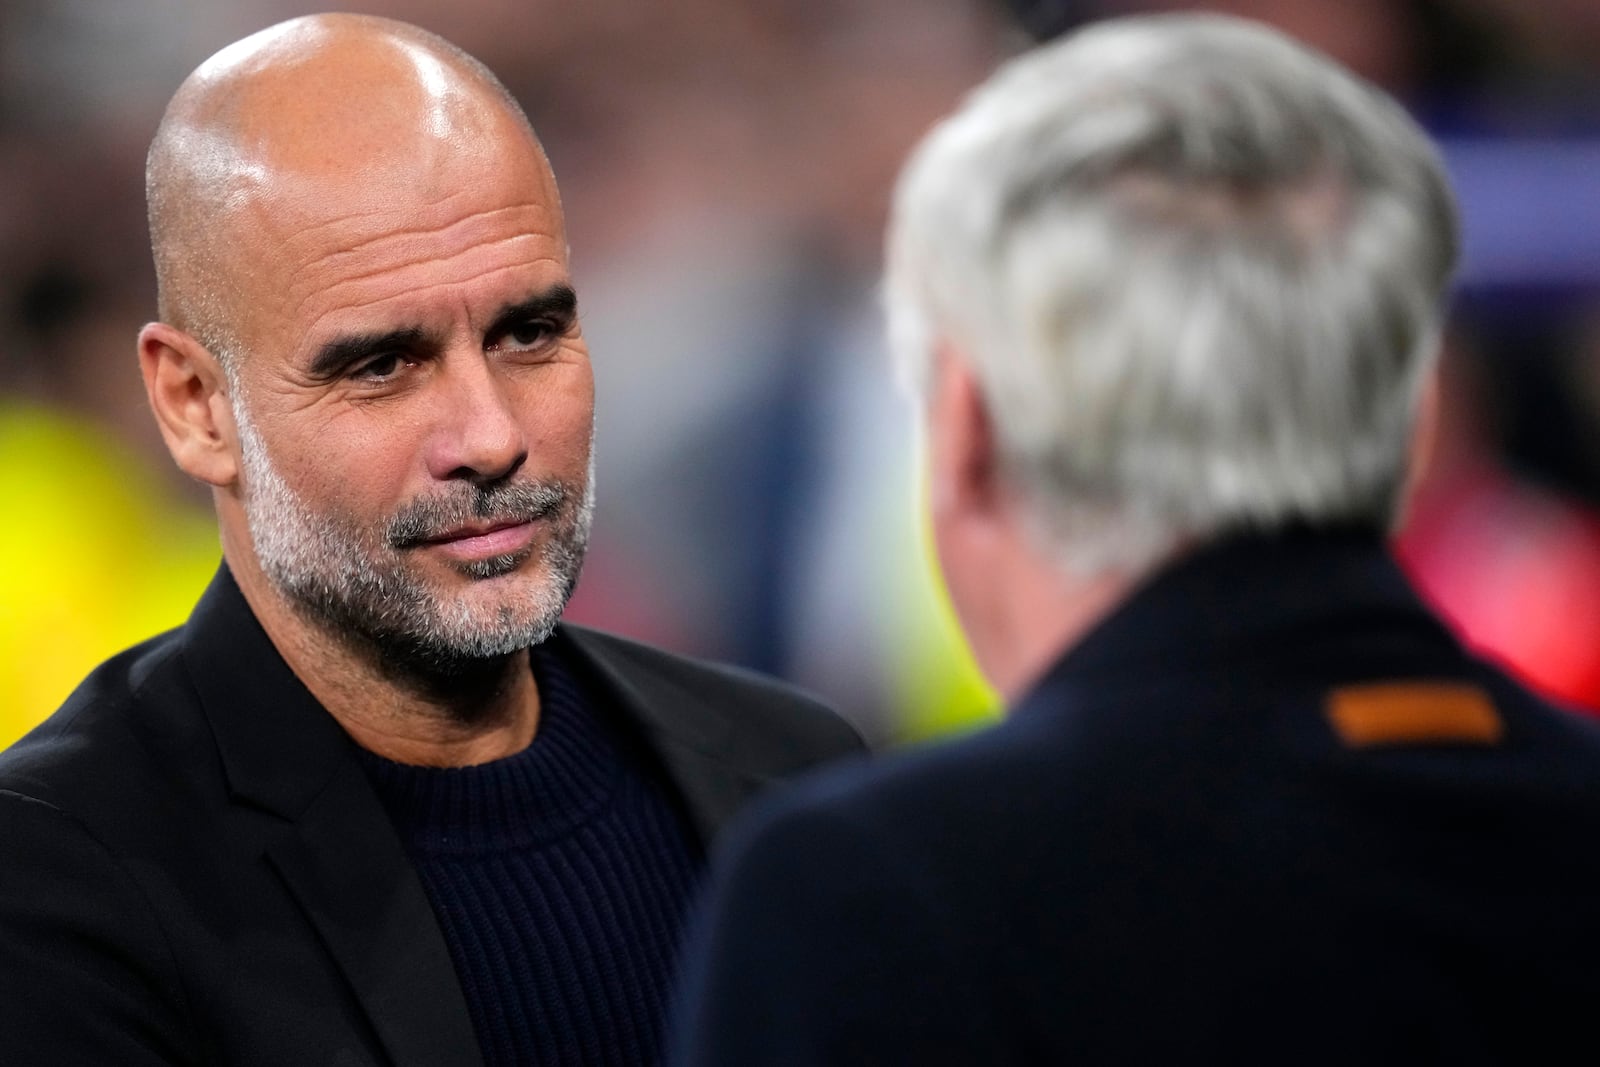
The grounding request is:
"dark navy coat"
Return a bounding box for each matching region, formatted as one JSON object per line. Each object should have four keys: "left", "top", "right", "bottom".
{"left": 675, "top": 530, "right": 1600, "bottom": 1065}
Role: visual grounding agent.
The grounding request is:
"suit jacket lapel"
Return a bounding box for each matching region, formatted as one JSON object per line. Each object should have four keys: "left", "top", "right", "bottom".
{"left": 264, "top": 761, "right": 482, "bottom": 1067}
{"left": 179, "top": 567, "right": 812, "bottom": 1063}
{"left": 555, "top": 626, "right": 766, "bottom": 844}
{"left": 182, "top": 566, "right": 483, "bottom": 1067}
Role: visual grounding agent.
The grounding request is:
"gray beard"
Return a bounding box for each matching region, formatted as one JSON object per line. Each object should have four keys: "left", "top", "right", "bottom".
{"left": 234, "top": 398, "right": 593, "bottom": 675}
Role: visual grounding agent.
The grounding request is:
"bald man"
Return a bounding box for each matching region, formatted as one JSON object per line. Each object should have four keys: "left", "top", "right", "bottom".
{"left": 0, "top": 15, "right": 860, "bottom": 1067}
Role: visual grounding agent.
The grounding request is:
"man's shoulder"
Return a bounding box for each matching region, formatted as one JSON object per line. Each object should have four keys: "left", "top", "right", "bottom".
{"left": 719, "top": 648, "right": 1600, "bottom": 872}
{"left": 0, "top": 625, "right": 197, "bottom": 813}
{"left": 714, "top": 713, "right": 1028, "bottom": 870}
{"left": 554, "top": 623, "right": 866, "bottom": 762}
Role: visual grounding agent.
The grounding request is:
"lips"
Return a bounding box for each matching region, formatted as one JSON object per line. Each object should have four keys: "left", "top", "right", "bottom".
{"left": 422, "top": 519, "right": 539, "bottom": 560}
{"left": 386, "top": 481, "right": 569, "bottom": 554}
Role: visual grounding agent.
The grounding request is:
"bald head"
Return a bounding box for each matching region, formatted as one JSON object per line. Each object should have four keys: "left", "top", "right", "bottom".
{"left": 147, "top": 13, "right": 556, "bottom": 377}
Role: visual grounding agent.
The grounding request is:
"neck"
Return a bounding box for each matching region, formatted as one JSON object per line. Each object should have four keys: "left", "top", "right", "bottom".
{"left": 984, "top": 562, "right": 1138, "bottom": 705}
{"left": 226, "top": 546, "right": 542, "bottom": 768}
{"left": 956, "top": 522, "right": 1156, "bottom": 706}
{"left": 312, "top": 635, "right": 542, "bottom": 768}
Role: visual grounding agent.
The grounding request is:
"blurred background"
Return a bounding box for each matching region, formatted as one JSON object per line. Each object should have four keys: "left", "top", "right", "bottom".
{"left": 2, "top": 0, "right": 1598, "bottom": 750}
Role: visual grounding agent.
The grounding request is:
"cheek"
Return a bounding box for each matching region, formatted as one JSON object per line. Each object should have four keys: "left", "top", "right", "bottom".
{"left": 280, "top": 419, "right": 416, "bottom": 521}
{"left": 520, "top": 365, "right": 595, "bottom": 469}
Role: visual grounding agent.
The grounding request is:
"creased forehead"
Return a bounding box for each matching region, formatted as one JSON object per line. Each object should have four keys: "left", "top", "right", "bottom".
{"left": 146, "top": 13, "right": 557, "bottom": 357}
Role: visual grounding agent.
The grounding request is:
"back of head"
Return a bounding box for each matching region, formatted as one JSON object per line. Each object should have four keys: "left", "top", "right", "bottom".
{"left": 886, "top": 14, "right": 1459, "bottom": 573}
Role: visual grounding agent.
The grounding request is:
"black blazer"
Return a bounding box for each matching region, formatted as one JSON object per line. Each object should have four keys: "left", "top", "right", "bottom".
{"left": 0, "top": 566, "right": 862, "bottom": 1066}
{"left": 674, "top": 531, "right": 1600, "bottom": 1065}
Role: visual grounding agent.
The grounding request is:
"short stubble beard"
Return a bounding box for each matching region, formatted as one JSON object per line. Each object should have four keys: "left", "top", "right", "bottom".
{"left": 232, "top": 395, "right": 593, "bottom": 682}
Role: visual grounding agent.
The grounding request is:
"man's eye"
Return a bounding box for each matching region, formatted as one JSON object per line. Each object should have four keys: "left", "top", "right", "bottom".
{"left": 503, "top": 320, "right": 552, "bottom": 350}
{"left": 352, "top": 353, "right": 408, "bottom": 380}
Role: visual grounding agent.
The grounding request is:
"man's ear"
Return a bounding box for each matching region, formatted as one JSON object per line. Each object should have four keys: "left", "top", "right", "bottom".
{"left": 138, "top": 322, "right": 239, "bottom": 487}
{"left": 928, "top": 342, "right": 1001, "bottom": 522}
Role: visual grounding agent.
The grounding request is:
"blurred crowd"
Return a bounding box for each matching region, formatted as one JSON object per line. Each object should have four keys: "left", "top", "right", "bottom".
{"left": 3, "top": 0, "right": 1598, "bottom": 748}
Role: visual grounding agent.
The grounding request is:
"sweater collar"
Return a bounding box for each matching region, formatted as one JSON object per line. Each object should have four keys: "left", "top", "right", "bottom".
{"left": 355, "top": 645, "right": 623, "bottom": 854}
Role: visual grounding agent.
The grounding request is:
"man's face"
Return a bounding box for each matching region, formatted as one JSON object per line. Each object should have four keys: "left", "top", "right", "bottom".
{"left": 233, "top": 398, "right": 592, "bottom": 666}
{"left": 222, "top": 131, "right": 595, "bottom": 669}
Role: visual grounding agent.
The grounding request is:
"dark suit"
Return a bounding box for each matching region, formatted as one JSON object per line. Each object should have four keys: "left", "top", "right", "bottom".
{"left": 674, "top": 530, "right": 1600, "bottom": 1065}
{"left": 0, "top": 566, "right": 862, "bottom": 1066}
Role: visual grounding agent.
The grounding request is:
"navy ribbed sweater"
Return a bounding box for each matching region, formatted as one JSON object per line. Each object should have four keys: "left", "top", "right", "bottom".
{"left": 357, "top": 644, "right": 702, "bottom": 1066}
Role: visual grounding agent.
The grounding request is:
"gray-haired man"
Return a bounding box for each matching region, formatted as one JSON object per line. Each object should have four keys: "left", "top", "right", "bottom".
{"left": 673, "top": 14, "right": 1600, "bottom": 1065}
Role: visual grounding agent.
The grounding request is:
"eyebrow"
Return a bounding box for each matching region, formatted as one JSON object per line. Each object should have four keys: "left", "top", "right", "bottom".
{"left": 486, "top": 285, "right": 579, "bottom": 339}
{"left": 306, "top": 284, "right": 580, "bottom": 380}
{"left": 308, "top": 326, "right": 431, "bottom": 380}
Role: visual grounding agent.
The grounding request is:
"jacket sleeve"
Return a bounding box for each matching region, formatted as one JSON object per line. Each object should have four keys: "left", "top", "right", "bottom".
{"left": 0, "top": 789, "right": 198, "bottom": 1064}
{"left": 671, "top": 795, "right": 1005, "bottom": 1067}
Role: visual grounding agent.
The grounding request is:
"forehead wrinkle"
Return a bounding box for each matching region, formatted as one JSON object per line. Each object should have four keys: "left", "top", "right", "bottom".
{"left": 289, "top": 252, "right": 570, "bottom": 348}
{"left": 264, "top": 154, "right": 559, "bottom": 245}
{"left": 279, "top": 202, "right": 561, "bottom": 272}
{"left": 274, "top": 201, "right": 564, "bottom": 326}
{"left": 152, "top": 14, "right": 562, "bottom": 351}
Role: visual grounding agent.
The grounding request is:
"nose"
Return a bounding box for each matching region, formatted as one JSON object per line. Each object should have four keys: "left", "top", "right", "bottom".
{"left": 424, "top": 352, "right": 528, "bottom": 484}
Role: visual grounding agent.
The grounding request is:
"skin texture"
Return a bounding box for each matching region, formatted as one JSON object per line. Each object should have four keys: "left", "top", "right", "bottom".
{"left": 138, "top": 14, "right": 594, "bottom": 766}
{"left": 924, "top": 346, "right": 1137, "bottom": 703}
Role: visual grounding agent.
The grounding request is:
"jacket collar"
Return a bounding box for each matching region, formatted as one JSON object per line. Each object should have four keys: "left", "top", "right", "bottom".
{"left": 180, "top": 566, "right": 482, "bottom": 1067}
{"left": 180, "top": 565, "right": 353, "bottom": 819}
{"left": 1014, "top": 528, "right": 1463, "bottom": 721}
{"left": 176, "top": 565, "right": 766, "bottom": 1063}
{"left": 182, "top": 566, "right": 754, "bottom": 831}
{"left": 552, "top": 624, "right": 751, "bottom": 844}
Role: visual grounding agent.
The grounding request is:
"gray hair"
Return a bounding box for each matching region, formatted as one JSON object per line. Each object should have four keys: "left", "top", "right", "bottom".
{"left": 885, "top": 13, "right": 1459, "bottom": 573}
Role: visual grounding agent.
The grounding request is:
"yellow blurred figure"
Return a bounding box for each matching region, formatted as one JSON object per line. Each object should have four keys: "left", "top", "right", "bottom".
{"left": 0, "top": 403, "right": 218, "bottom": 747}
{"left": 889, "top": 474, "right": 999, "bottom": 741}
